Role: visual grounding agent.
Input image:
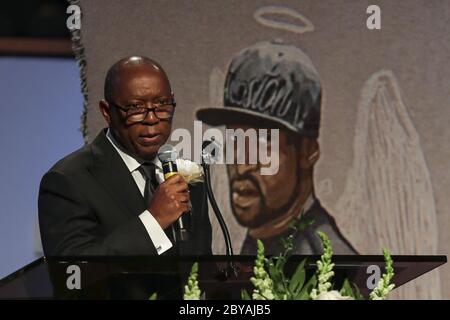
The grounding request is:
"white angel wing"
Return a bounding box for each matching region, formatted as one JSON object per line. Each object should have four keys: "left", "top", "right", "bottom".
{"left": 334, "top": 70, "right": 441, "bottom": 299}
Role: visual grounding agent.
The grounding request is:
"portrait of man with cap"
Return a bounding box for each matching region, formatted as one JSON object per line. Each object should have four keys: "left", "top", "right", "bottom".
{"left": 197, "top": 40, "right": 357, "bottom": 255}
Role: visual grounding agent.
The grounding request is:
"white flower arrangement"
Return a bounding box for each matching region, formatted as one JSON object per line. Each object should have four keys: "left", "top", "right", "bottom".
{"left": 242, "top": 228, "right": 395, "bottom": 301}
{"left": 153, "top": 220, "right": 396, "bottom": 301}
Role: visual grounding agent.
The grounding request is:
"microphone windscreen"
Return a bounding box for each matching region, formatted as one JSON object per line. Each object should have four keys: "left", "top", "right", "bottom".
{"left": 157, "top": 144, "right": 178, "bottom": 163}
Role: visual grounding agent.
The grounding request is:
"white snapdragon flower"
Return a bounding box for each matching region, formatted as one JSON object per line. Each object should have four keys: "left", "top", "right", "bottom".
{"left": 369, "top": 248, "right": 395, "bottom": 300}
{"left": 310, "top": 232, "right": 336, "bottom": 299}
{"left": 251, "top": 240, "right": 276, "bottom": 300}
{"left": 184, "top": 262, "right": 202, "bottom": 300}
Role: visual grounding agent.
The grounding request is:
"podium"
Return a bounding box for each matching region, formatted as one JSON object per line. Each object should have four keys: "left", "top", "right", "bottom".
{"left": 0, "top": 255, "right": 446, "bottom": 299}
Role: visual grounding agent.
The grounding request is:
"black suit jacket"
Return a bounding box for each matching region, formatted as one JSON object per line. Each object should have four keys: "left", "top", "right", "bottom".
{"left": 38, "top": 129, "right": 212, "bottom": 256}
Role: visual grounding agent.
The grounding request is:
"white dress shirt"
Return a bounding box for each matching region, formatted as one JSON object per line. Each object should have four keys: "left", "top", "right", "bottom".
{"left": 106, "top": 129, "right": 172, "bottom": 255}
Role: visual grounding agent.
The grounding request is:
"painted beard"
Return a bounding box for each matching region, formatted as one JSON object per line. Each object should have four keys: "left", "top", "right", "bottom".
{"left": 229, "top": 173, "right": 301, "bottom": 229}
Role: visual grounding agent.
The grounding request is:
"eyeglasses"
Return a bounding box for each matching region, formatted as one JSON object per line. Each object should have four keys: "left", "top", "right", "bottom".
{"left": 109, "top": 94, "right": 176, "bottom": 124}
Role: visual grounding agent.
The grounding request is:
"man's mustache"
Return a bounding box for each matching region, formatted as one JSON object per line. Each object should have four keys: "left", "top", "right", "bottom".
{"left": 229, "top": 173, "right": 264, "bottom": 197}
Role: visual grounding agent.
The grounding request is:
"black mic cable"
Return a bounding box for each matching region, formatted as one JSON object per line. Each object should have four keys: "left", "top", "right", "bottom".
{"left": 202, "top": 138, "right": 238, "bottom": 279}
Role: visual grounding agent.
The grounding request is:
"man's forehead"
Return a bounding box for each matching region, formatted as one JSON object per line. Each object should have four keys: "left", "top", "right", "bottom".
{"left": 115, "top": 64, "right": 164, "bottom": 81}
{"left": 113, "top": 65, "right": 171, "bottom": 93}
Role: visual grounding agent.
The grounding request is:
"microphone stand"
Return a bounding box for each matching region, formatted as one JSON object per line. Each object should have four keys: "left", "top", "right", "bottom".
{"left": 201, "top": 144, "right": 239, "bottom": 280}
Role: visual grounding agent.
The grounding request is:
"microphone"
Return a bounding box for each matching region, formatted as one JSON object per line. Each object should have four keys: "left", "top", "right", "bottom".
{"left": 157, "top": 144, "right": 190, "bottom": 243}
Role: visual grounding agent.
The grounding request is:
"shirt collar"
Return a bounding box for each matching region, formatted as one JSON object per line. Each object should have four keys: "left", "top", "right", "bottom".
{"left": 106, "top": 129, "right": 162, "bottom": 174}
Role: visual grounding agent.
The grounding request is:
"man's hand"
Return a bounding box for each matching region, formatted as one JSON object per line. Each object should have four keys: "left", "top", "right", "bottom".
{"left": 148, "top": 174, "right": 190, "bottom": 229}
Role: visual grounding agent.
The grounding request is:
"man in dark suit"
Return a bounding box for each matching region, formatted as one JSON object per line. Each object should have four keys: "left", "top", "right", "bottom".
{"left": 39, "top": 56, "right": 212, "bottom": 256}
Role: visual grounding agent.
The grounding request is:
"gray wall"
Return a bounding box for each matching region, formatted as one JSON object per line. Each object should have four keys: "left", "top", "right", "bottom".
{"left": 0, "top": 57, "right": 83, "bottom": 279}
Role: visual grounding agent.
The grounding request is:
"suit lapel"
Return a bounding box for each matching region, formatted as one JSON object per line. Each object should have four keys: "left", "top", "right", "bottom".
{"left": 87, "top": 129, "right": 147, "bottom": 217}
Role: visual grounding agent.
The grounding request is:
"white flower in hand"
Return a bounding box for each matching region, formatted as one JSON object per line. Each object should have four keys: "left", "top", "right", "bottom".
{"left": 313, "top": 290, "right": 354, "bottom": 300}
{"left": 176, "top": 159, "right": 204, "bottom": 184}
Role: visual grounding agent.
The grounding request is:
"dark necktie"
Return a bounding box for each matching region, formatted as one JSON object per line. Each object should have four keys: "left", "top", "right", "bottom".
{"left": 138, "top": 162, "right": 158, "bottom": 206}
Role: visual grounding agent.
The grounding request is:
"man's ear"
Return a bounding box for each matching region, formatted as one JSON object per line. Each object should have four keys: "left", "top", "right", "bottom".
{"left": 99, "top": 99, "right": 112, "bottom": 125}
{"left": 298, "top": 137, "right": 320, "bottom": 170}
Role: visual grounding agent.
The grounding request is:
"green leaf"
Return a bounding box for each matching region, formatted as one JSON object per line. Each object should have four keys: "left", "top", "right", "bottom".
{"left": 297, "top": 217, "right": 315, "bottom": 231}
{"left": 268, "top": 263, "right": 281, "bottom": 282}
{"left": 274, "top": 254, "right": 287, "bottom": 270}
{"left": 288, "top": 259, "right": 306, "bottom": 294}
{"left": 148, "top": 292, "right": 158, "bottom": 300}
{"left": 293, "top": 209, "right": 315, "bottom": 232}
{"left": 273, "top": 279, "right": 283, "bottom": 293}
{"left": 352, "top": 283, "right": 365, "bottom": 300}
{"left": 295, "top": 275, "right": 317, "bottom": 300}
{"left": 268, "top": 258, "right": 289, "bottom": 295}
{"left": 241, "top": 289, "right": 251, "bottom": 300}
{"left": 340, "top": 279, "right": 355, "bottom": 298}
{"left": 288, "top": 219, "right": 299, "bottom": 232}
